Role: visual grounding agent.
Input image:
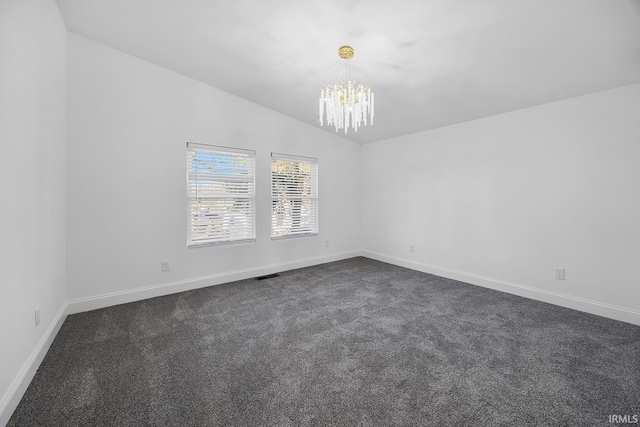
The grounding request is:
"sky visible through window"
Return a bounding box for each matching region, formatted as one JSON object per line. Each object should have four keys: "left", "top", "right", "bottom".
{"left": 192, "top": 151, "right": 249, "bottom": 176}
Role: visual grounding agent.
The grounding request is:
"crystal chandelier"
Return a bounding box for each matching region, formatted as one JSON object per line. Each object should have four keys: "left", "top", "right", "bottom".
{"left": 319, "top": 46, "right": 374, "bottom": 135}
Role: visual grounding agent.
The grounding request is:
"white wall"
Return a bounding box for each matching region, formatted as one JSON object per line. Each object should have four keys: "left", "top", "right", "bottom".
{"left": 66, "top": 33, "right": 361, "bottom": 310}
{"left": 0, "top": 0, "right": 68, "bottom": 423}
{"left": 1, "top": 10, "right": 637, "bottom": 421}
{"left": 361, "top": 83, "right": 640, "bottom": 325}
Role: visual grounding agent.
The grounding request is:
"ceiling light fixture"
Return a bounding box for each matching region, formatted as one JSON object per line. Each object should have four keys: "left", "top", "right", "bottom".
{"left": 319, "top": 46, "right": 374, "bottom": 135}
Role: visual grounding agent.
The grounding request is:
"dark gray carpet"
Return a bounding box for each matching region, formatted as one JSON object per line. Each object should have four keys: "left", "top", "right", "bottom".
{"left": 9, "top": 257, "right": 640, "bottom": 426}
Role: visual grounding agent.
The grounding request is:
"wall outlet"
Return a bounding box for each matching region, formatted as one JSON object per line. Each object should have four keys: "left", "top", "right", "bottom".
{"left": 161, "top": 260, "right": 170, "bottom": 272}
{"left": 325, "top": 240, "right": 330, "bottom": 247}
{"left": 35, "top": 307, "right": 40, "bottom": 327}
{"left": 409, "top": 244, "right": 415, "bottom": 253}
{"left": 555, "top": 268, "right": 565, "bottom": 280}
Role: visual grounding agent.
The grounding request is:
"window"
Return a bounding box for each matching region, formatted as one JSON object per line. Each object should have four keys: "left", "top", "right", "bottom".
{"left": 187, "top": 143, "right": 255, "bottom": 247}
{"left": 271, "top": 153, "right": 318, "bottom": 239}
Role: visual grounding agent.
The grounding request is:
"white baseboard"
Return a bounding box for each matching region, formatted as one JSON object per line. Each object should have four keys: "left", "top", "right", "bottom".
{"left": 67, "top": 251, "right": 362, "bottom": 315}
{"left": 6, "top": 250, "right": 635, "bottom": 425}
{"left": 362, "top": 250, "right": 640, "bottom": 326}
{"left": 0, "top": 302, "right": 68, "bottom": 426}
{"left": 4, "top": 252, "right": 361, "bottom": 424}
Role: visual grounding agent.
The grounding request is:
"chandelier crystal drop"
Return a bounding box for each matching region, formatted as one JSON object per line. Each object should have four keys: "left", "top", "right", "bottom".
{"left": 319, "top": 46, "right": 374, "bottom": 135}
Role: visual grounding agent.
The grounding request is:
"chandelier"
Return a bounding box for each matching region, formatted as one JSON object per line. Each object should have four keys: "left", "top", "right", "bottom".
{"left": 319, "top": 46, "right": 374, "bottom": 135}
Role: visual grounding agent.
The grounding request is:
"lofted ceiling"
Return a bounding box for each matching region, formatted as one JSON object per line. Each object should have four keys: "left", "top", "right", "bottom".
{"left": 56, "top": 0, "right": 640, "bottom": 144}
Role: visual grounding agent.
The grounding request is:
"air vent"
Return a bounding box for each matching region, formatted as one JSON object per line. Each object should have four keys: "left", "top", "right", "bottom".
{"left": 255, "top": 273, "right": 280, "bottom": 281}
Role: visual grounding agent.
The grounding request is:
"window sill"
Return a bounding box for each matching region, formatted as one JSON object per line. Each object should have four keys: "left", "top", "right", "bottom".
{"left": 271, "top": 233, "right": 318, "bottom": 241}
{"left": 188, "top": 238, "right": 256, "bottom": 250}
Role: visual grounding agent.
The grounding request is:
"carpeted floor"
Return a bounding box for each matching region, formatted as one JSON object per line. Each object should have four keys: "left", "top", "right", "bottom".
{"left": 9, "top": 257, "right": 640, "bottom": 426}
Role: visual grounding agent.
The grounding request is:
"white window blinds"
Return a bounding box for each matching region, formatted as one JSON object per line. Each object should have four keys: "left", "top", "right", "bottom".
{"left": 187, "top": 143, "right": 255, "bottom": 247}
{"left": 271, "top": 153, "right": 318, "bottom": 239}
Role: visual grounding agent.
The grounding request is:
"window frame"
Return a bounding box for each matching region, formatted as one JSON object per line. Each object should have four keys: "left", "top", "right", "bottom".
{"left": 186, "top": 142, "right": 256, "bottom": 248}
{"left": 270, "top": 152, "right": 319, "bottom": 240}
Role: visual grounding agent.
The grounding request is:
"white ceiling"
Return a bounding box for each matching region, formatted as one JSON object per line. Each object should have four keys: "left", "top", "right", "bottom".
{"left": 56, "top": 0, "right": 640, "bottom": 144}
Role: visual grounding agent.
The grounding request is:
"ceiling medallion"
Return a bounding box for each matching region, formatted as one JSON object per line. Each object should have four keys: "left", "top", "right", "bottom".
{"left": 319, "top": 46, "right": 374, "bottom": 134}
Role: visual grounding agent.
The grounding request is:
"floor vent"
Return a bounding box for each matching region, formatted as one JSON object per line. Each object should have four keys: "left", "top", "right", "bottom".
{"left": 255, "top": 273, "right": 280, "bottom": 281}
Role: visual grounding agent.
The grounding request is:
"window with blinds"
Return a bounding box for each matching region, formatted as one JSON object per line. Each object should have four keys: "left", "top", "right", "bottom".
{"left": 187, "top": 143, "right": 255, "bottom": 247}
{"left": 271, "top": 153, "right": 318, "bottom": 239}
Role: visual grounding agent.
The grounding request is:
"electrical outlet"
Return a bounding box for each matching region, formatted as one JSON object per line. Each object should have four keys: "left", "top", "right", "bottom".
{"left": 409, "top": 244, "right": 415, "bottom": 253}
{"left": 555, "top": 268, "right": 565, "bottom": 280}
{"left": 325, "top": 240, "right": 330, "bottom": 247}
{"left": 35, "top": 307, "right": 40, "bottom": 327}
{"left": 161, "top": 260, "right": 170, "bottom": 272}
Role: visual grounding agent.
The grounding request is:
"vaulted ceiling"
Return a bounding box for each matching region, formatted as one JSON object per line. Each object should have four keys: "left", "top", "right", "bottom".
{"left": 56, "top": 0, "right": 640, "bottom": 143}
